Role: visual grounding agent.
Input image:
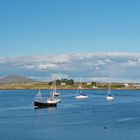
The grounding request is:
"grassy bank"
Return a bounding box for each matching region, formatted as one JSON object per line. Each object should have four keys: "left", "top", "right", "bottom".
{"left": 0, "top": 82, "right": 139, "bottom": 90}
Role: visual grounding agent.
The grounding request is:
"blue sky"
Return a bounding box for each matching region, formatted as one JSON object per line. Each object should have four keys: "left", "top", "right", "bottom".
{"left": 0, "top": 0, "right": 140, "bottom": 56}
{"left": 0, "top": 0, "right": 140, "bottom": 82}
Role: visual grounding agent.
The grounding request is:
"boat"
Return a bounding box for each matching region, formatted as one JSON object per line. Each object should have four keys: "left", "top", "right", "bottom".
{"left": 76, "top": 86, "right": 88, "bottom": 99}
{"left": 106, "top": 95, "right": 114, "bottom": 101}
{"left": 34, "top": 90, "right": 57, "bottom": 108}
{"left": 51, "top": 79, "right": 61, "bottom": 102}
{"left": 49, "top": 86, "right": 61, "bottom": 103}
{"left": 54, "top": 97, "right": 61, "bottom": 103}
{"left": 54, "top": 91, "right": 60, "bottom": 96}
{"left": 53, "top": 80, "right": 60, "bottom": 96}
{"left": 75, "top": 76, "right": 88, "bottom": 99}
{"left": 106, "top": 81, "right": 114, "bottom": 102}
{"left": 76, "top": 94, "right": 88, "bottom": 99}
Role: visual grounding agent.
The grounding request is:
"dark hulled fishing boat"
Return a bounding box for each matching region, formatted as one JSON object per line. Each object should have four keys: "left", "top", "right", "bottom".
{"left": 34, "top": 100, "right": 57, "bottom": 108}
{"left": 34, "top": 90, "right": 57, "bottom": 108}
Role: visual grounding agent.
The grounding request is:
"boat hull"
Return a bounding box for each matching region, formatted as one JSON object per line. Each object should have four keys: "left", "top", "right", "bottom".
{"left": 54, "top": 93, "right": 60, "bottom": 96}
{"left": 106, "top": 96, "right": 114, "bottom": 101}
{"left": 54, "top": 98, "right": 61, "bottom": 103}
{"left": 76, "top": 95, "right": 88, "bottom": 99}
{"left": 34, "top": 101, "right": 57, "bottom": 108}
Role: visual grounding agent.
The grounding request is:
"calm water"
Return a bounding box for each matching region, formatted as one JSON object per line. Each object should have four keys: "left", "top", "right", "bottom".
{"left": 0, "top": 89, "right": 140, "bottom": 140}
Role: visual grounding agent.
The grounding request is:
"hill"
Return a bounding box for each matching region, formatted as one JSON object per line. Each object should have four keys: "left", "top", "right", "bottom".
{"left": 0, "top": 75, "right": 36, "bottom": 84}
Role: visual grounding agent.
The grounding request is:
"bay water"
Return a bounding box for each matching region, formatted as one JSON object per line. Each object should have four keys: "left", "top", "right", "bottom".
{"left": 0, "top": 89, "right": 140, "bottom": 140}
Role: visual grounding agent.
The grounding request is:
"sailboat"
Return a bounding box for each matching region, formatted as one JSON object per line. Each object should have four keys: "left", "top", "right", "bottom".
{"left": 54, "top": 91, "right": 60, "bottom": 96}
{"left": 34, "top": 89, "right": 57, "bottom": 108}
{"left": 106, "top": 81, "right": 114, "bottom": 102}
{"left": 75, "top": 76, "right": 88, "bottom": 99}
{"left": 49, "top": 85, "right": 61, "bottom": 103}
{"left": 53, "top": 79, "right": 60, "bottom": 96}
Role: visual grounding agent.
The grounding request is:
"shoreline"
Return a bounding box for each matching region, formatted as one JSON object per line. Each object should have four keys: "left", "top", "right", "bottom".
{"left": 0, "top": 88, "right": 140, "bottom": 90}
{"left": 0, "top": 82, "right": 139, "bottom": 90}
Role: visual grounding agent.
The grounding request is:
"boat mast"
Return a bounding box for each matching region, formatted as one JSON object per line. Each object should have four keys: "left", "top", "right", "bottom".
{"left": 79, "top": 73, "right": 83, "bottom": 93}
{"left": 108, "top": 79, "right": 111, "bottom": 95}
{"left": 52, "top": 77, "right": 57, "bottom": 99}
{"left": 54, "top": 78, "right": 57, "bottom": 93}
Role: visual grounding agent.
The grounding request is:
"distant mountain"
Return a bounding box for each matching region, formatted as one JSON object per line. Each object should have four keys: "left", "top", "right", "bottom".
{"left": 0, "top": 75, "right": 36, "bottom": 84}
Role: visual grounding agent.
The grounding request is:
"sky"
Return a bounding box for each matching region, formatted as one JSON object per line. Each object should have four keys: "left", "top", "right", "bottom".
{"left": 0, "top": 0, "right": 140, "bottom": 82}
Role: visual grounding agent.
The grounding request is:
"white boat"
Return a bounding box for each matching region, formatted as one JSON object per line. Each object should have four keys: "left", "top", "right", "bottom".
{"left": 52, "top": 79, "right": 60, "bottom": 97}
{"left": 75, "top": 76, "right": 88, "bottom": 99}
{"left": 106, "top": 81, "right": 114, "bottom": 102}
{"left": 76, "top": 94, "right": 88, "bottom": 99}
{"left": 54, "top": 91, "right": 60, "bottom": 96}
{"left": 49, "top": 80, "right": 61, "bottom": 103}
{"left": 47, "top": 98, "right": 57, "bottom": 104}
{"left": 54, "top": 98, "right": 61, "bottom": 103}
{"left": 106, "top": 95, "right": 114, "bottom": 101}
{"left": 49, "top": 90, "right": 61, "bottom": 103}
{"left": 47, "top": 92, "right": 61, "bottom": 104}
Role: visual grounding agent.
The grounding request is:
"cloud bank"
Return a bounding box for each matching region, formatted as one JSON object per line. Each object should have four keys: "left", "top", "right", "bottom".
{"left": 0, "top": 52, "right": 140, "bottom": 82}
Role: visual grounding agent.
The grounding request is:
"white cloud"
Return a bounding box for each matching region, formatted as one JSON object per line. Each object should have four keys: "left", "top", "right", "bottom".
{"left": 127, "top": 60, "right": 137, "bottom": 66}
{"left": 1, "top": 52, "right": 140, "bottom": 82}
{"left": 38, "top": 64, "right": 58, "bottom": 70}
{"left": 48, "top": 54, "right": 70, "bottom": 64}
{"left": 50, "top": 73, "right": 69, "bottom": 80}
{"left": 95, "top": 66, "right": 100, "bottom": 70}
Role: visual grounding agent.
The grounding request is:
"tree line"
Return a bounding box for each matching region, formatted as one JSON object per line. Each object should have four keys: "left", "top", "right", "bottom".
{"left": 48, "top": 79, "right": 75, "bottom": 85}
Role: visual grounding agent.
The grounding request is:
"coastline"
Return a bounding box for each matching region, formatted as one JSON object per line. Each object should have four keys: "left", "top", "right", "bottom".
{"left": 0, "top": 87, "right": 140, "bottom": 90}
{"left": 0, "top": 82, "right": 139, "bottom": 90}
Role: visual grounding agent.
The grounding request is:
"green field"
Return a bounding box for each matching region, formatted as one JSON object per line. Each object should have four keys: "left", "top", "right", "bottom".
{"left": 0, "top": 82, "right": 139, "bottom": 90}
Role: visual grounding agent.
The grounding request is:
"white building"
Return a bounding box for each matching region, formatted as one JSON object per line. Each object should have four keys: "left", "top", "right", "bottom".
{"left": 124, "top": 83, "right": 129, "bottom": 87}
{"left": 61, "top": 82, "right": 66, "bottom": 86}
{"left": 87, "top": 82, "right": 91, "bottom": 86}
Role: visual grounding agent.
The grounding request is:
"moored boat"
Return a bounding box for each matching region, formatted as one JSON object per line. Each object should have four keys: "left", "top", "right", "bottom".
{"left": 51, "top": 79, "right": 61, "bottom": 102}
{"left": 34, "top": 100, "right": 57, "bottom": 108}
{"left": 54, "top": 91, "right": 60, "bottom": 96}
{"left": 75, "top": 76, "right": 88, "bottom": 100}
{"left": 106, "top": 95, "right": 114, "bottom": 101}
{"left": 106, "top": 81, "right": 114, "bottom": 102}
{"left": 76, "top": 93, "right": 88, "bottom": 99}
{"left": 34, "top": 90, "right": 57, "bottom": 108}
